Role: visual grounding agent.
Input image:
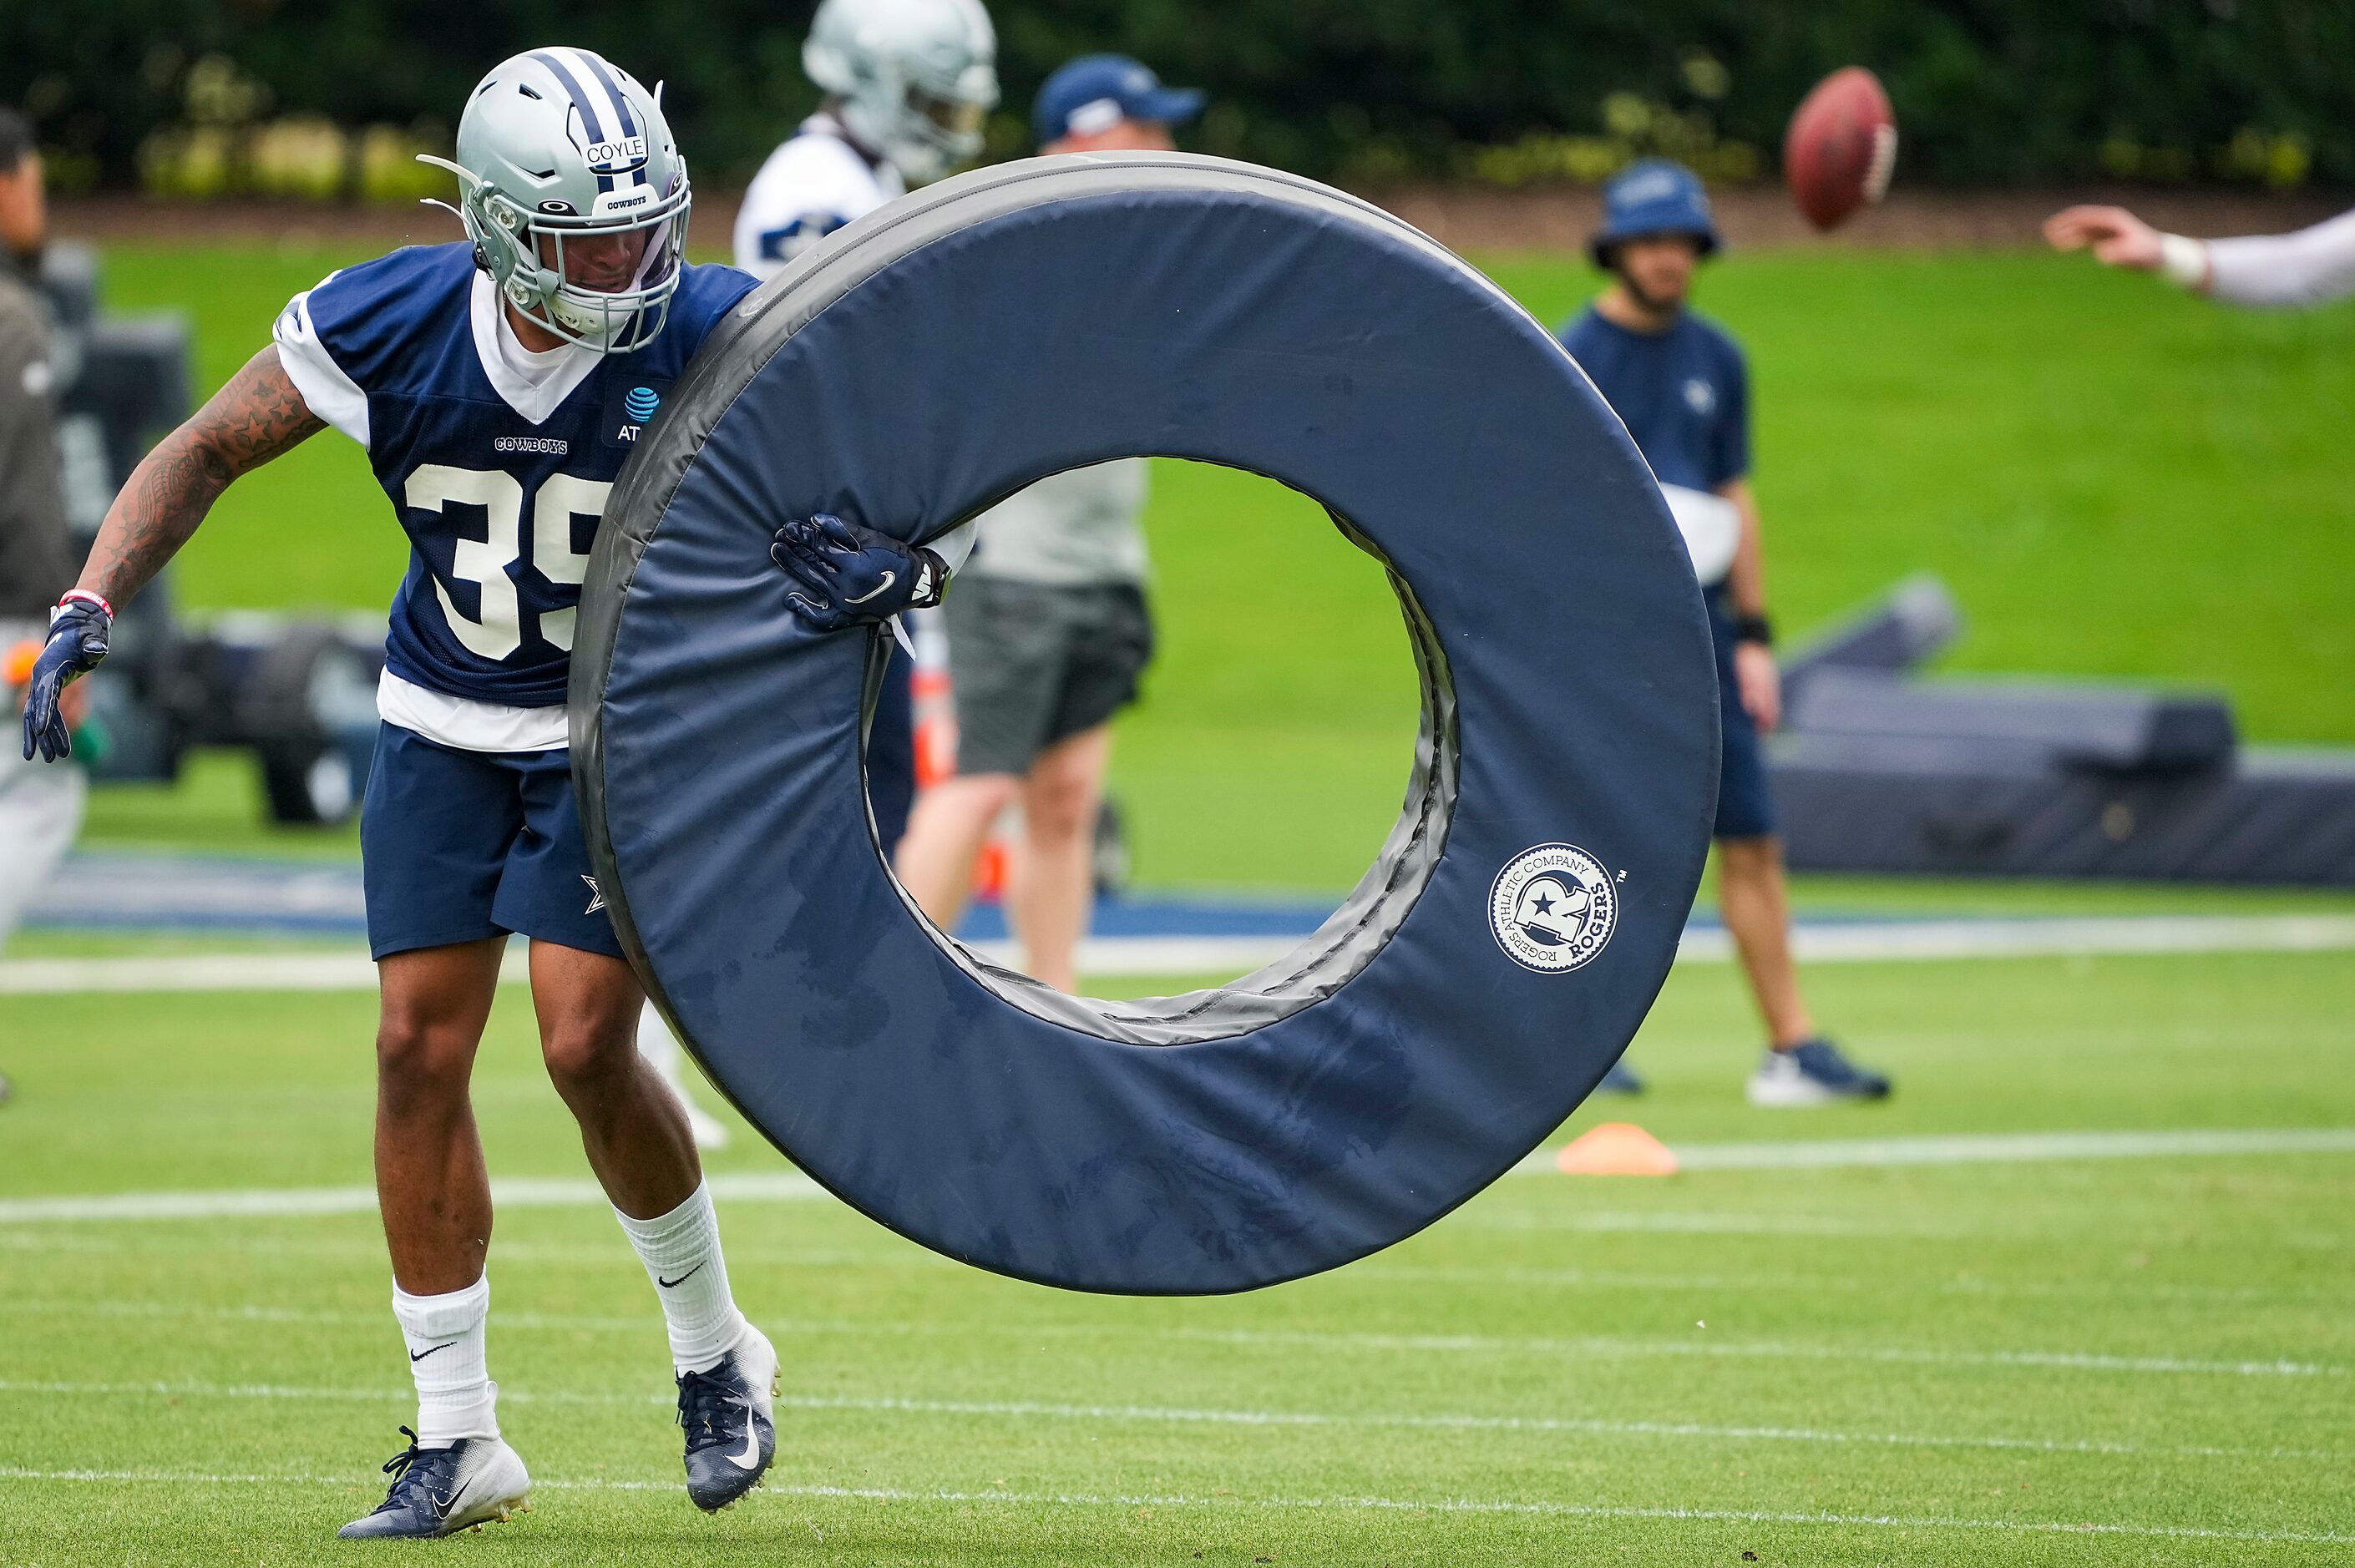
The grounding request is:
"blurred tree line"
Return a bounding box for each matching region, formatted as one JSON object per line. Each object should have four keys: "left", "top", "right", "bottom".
{"left": 5, "top": 0, "right": 2350, "bottom": 196}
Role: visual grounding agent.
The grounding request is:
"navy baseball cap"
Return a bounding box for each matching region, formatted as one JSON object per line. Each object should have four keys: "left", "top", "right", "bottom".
{"left": 1590, "top": 159, "right": 1722, "bottom": 266}
{"left": 1032, "top": 54, "right": 1204, "bottom": 147}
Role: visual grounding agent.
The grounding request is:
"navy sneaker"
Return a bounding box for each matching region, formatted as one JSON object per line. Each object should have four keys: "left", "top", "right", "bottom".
{"left": 679, "top": 1327, "right": 777, "bottom": 1511}
{"left": 1595, "top": 1059, "right": 1646, "bottom": 1095}
{"left": 337, "top": 1425, "right": 529, "bottom": 1539}
{"left": 1746, "top": 1038, "right": 1892, "bottom": 1107}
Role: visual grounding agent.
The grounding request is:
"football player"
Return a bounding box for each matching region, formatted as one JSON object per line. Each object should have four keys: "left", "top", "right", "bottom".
{"left": 628, "top": 0, "right": 999, "bottom": 1137}
{"left": 732, "top": 0, "right": 998, "bottom": 283}
{"left": 730, "top": 0, "right": 995, "bottom": 851}
{"left": 18, "top": 48, "right": 949, "bottom": 1538}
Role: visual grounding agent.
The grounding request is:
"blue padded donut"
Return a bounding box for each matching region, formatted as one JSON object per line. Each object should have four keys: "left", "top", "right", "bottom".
{"left": 573, "top": 154, "right": 1719, "bottom": 1294}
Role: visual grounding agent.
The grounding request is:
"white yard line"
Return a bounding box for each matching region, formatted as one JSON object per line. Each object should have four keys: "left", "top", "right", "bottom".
{"left": 0, "top": 1465, "right": 2347, "bottom": 1545}
{"left": 1714, "top": 913, "right": 2355, "bottom": 964}
{"left": 1669, "top": 1126, "right": 2355, "bottom": 1171}
{"left": 0, "top": 1170, "right": 821, "bottom": 1223}
{"left": 1507, "top": 1125, "right": 2355, "bottom": 1176}
{"left": 0, "top": 950, "right": 519, "bottom": 994}
{"left": 8, "top": 1125, "right": 2343, "bottom": 1227}
{"left": 5, "top": 913, "right": 2352, "bottom": 992}
{"left": 0, "top": 1378, "right": 2337, "bottom": 1464}
{"left": 4, "top": 1297, "right": 2338, "bottom": 1380}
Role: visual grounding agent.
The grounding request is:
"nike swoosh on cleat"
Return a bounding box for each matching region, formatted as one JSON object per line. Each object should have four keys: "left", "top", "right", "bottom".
{"left": 727, "top": 1404, "right": 762, "bottom": 1471}
{"left": 844, "top": 571, "right": 895, "bottom": 604}
{"left": 409, "top": 1342, "right": 458, "bottom": 1363}
{"left": 657, "top": 1263, "right": 705, "bottom": 1289}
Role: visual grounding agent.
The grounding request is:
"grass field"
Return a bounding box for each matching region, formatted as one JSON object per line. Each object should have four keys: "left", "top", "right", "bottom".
{"left": 76, "top": 240, "right": 2355, "bottom": 890}
{"left": 13, "top": 230, "right": 2347, "bottom": 1564}
{"left": 3, "top": 946, "right": 2352, "bottom": 1564}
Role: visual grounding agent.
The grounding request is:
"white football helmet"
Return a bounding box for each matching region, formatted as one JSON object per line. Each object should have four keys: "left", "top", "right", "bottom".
{"left": 420, "top": 48, "right": 691, "bottom": 352}
{"left": 803, "top": 0, "right": 1000, "bottom": 185}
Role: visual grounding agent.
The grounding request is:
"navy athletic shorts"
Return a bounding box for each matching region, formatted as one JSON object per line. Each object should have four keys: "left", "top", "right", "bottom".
{"left": 1706, "top": 586, "right": 1779, "bottom": 842}
{"left": 359, "top": 722, "right": 625, "bottom": 961}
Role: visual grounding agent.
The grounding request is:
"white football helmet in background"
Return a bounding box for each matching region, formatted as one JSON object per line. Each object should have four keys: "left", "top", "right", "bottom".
{"left": 803, "top": 0, "right": 1000, "bottom": 185}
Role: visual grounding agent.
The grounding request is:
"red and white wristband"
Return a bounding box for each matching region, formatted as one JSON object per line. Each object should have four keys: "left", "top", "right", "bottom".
{"left": 55, "top": 589, "right": 114, "bottom": 621}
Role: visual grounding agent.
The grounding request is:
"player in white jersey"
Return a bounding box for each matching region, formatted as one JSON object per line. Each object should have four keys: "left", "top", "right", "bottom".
{"left": 732, "top": 0, "right": 997, "bottom": 278}
{"left": 2046, "top": 201, "right": 2355, "bottom": 308}
{"left": 631, "top": 0, "right": 1001, "bottom": 1144}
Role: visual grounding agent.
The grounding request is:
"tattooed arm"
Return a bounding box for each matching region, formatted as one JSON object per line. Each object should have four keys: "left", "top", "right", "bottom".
{"left": 73, "top": 345, "right": 325, "bottom": 608}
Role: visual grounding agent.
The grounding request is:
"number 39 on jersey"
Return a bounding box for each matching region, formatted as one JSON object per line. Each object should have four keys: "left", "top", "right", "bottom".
{"left": 271, "top": 242, "right": 757, "bottom": 710}
{"left": 404, "top": 467, "right": 609, "bottom": 660}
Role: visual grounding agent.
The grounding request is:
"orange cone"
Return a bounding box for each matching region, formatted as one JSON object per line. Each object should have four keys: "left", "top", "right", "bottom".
{"left": 1555, "top": 1122, "right": 1679, "bottom": 1176}
{"left": 3, "top": 639, "right": 38, "bottom": 690}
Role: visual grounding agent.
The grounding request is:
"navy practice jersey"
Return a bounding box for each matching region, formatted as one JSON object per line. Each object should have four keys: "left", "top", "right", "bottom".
{"left": 1557, "top": 306, "right": 1750, "bottom": 493}
{"left": 276, "top": 242, "right": 757, "bottom": 707}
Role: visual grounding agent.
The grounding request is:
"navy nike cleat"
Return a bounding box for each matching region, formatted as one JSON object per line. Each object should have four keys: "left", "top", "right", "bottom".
{"left": 679, "top": 1326, "right": 777, "bottom": 1512}
{"left": 337, "top": 1425, "right": 529, "bottom": 1539}
{"left": 1746, "top": 1038, "right": 1892, "bottom": 1107}
{"left": 1595, "top": 1059, "right": 1646, "bottom": 1095}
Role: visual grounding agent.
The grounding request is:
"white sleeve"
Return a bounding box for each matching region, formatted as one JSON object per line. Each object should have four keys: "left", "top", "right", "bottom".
{"left": 271, "top": 278, "right": 370, "bottom": 449}
{"left": 2202, "top": 208, "right": 2355, "bottom": 309}
{"left": 928, "top": 518, "right": 978, "bottom": 574}
{"left": 732, "top": 137, "right": 885, "bottom": 281}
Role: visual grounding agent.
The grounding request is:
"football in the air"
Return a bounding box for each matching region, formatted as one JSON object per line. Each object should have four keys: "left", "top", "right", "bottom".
{"left": 1783, "top": 66, "right": 1897, "bottom": 230}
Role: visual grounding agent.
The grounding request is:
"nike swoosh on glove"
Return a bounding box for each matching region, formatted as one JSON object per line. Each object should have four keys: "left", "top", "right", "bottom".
{"left": 22, "top": 593, "right": 111, "bottom": 762}
{"left": 770, "top": 513, "right": 947, "bottom": 632}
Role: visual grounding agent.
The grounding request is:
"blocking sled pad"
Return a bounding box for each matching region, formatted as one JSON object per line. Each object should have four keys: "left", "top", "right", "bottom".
{"left": 574, "top": 153, "right": 1719, "bottom": 1293}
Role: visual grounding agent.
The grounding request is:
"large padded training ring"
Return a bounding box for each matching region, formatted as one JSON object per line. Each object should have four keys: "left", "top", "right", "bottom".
{"left": 574, "top": 153, "right": 1719, "bottom": 1295}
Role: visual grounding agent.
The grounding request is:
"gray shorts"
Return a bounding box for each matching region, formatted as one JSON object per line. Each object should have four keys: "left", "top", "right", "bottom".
{"left": 943, "top": 578, "right": 1153, "bottom": 777}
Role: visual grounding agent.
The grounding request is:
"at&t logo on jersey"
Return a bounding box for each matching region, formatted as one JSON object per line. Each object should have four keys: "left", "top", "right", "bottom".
{"left": 1488, "top": 842, "right": 1619, "bottom": 974}
{"left": 603, "top": 378, "right": 669, "bottom": 448}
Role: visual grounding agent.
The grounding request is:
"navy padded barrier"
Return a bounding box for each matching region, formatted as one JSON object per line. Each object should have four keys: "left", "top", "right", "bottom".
{"left": 574, "top": 154, "right": 1719, "bottom": 1294}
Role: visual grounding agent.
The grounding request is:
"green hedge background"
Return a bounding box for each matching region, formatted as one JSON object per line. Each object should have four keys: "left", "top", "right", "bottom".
{"left": 7, "top": 2, "right": 2353, "bottom": 191}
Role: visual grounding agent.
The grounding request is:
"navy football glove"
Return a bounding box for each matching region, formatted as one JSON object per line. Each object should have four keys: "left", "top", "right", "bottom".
{"left": 770, "top": 513, "right": 947, "bottom": 632}
{"left": 21, "top": 592, "right": 111, "bottom": 762}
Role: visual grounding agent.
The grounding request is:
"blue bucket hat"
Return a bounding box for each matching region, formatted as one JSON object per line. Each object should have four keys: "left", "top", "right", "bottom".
{"left": 1590, "top": 158, "right": 1721, "bottom": 267}
{"left": 1033, "top": 54, "right": 1205, "bottom": 148}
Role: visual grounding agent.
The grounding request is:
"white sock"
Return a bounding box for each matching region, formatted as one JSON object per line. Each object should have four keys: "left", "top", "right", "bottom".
{"left": 637, "top": 1004, "right": 681, "bottom": 1076}
{"left": 615, "top": 1183, "right": 748, "bottom": 1375}
{"left": 392, "top": 1275, "right": 497, "bottom": 1448}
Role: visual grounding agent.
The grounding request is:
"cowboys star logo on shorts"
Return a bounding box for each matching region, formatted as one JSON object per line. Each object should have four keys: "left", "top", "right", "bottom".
{"left": 1488, "top": 842, "right": 1618, "bottom": 974}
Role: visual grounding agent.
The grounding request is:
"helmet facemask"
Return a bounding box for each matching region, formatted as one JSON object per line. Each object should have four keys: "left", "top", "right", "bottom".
{"left": 426, "top": 157, "right": 691, "bottom": 354}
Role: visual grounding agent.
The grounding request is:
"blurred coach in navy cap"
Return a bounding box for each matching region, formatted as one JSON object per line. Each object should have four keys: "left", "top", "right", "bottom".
{"left": 895, "top": 55, "right": 1202, "bottom": 992}
{"left": 1028, "top": 53, "right": 1203, "bottom": 153}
